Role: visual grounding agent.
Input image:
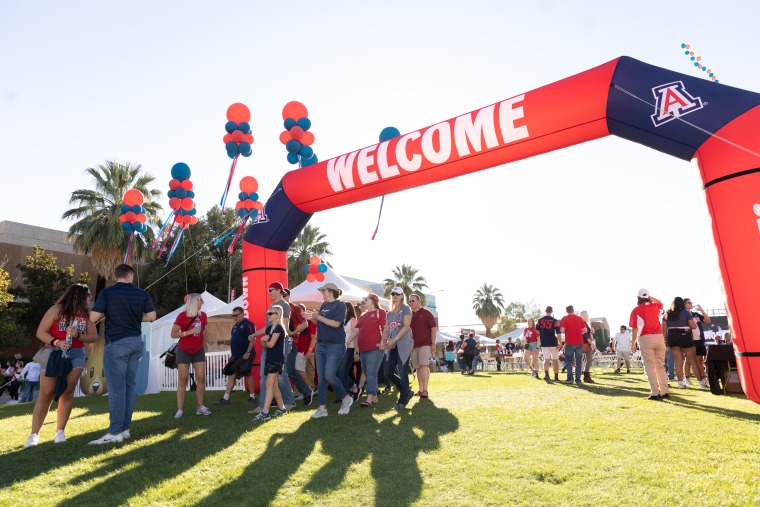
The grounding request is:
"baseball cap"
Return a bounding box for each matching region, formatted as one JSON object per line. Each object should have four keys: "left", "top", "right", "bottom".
{"left": 391, "top": 286, "right": 404, "bottom": 295}
{"left": 318, "top": 282, "right": 340, "bottom": 292}
{"left": 268, "top": 281, "right": 284, "bottom": 291}
{"left": 637, "top": 288, "right": 649, "bottom": 298}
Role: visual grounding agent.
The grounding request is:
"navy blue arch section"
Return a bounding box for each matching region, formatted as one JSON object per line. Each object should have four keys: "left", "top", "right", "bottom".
{"left": 607, "top": 57, "right": 760, "bottom": 160}
{"left": 242, "top": 178, "right": 312, "bottom": 251}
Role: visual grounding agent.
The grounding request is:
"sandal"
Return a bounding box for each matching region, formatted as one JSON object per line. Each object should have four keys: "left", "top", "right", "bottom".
{"left": 420, "top": 390, "right": 429, "bottom": 398}
{"left": 360, "top": 401, "right": 372, "bottom": 407}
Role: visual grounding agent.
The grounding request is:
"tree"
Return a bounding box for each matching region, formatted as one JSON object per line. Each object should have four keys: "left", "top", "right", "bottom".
{"left": 383, "top": 264, "right": 429, "bottom": 305}
{"left": 0, "top": 264, "right": 25, "bottom": 350}
{"left": 494, "top": 301, "right": 542, "bottom": 336}
{"left": 287, "top": 224, "right": 333, "bottom": 289}
{"left": 471, "top": 283, "right": 505, "bottom": 337}
{"left": 12, "top": 246, "right": 90, "bottom": 336}
{"left": 62, "top": 160, "right": 162, "bottom": 284}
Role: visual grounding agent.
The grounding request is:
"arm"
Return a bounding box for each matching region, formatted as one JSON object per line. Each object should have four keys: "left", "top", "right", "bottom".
{"left": 697, "top": 306, "right": 712, "bottom": 324}
{"left": 36, "top": 305, "right": 66, "bottom": 348}
{"left": 262, "top": 330, "right": 282, "bottom": 349}
{"left": 89, "top": 310, "right": 104, "bottom": 323}
{"left": 661, "top": 319, "right": 669, "bottom": 337}
{"left": 347, "top": 326, "right": 359, "bottom": 348}
{"left": 171, "top": 324, "right": 195, "bottom": 340}
{"left": 76, "top": 319, "right": 99, "bottom": 343}
{"left": 142, "top": 311, "right": 156, "bottom": 322}
{"left": 305, "top": 331, "right": 317, "bottom": 359}
{"left": 430, "top": 327, "right": 438, "bottom": 347}
{"left": 391, "top": 314, "right": 412, "bottom": 343}
{"left": 631, "top": 328, "right": 638, "bottom": 352}
{"left": 309, "top": 312, "right": 342, "bottom": 328}
{"left": 380, "top": 323, "right": 390, "bottom": 350}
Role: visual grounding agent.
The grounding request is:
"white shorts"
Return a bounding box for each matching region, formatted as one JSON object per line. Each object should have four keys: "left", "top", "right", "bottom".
{"left": 616, "top": 350, "right": 632, "bottom": 360}
{"left": 542, "top": 347, "right": 559, "bottom": 361}
{"left": 295, "top": 352, "right": 307, "bottom": 372}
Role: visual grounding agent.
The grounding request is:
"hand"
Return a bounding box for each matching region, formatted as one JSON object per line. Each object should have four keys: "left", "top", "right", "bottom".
{"left": 243, "top": 352, "right": 250, "bottom": 358}
{"left": 305, "top": 310, "right": 315, "bottom": 322}
{"left": 65, "top": 325, "right": 79, "bottom": 338}
{"left": 57, "top": 340, "right": 72, "bottom": 351}
{"left": 306, "top": 351, "right": 314, "bottom": 360}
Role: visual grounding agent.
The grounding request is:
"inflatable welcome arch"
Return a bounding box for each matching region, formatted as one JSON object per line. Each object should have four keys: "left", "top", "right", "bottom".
{"left": 242, "top": 56, "right": 760, "bottom": 403}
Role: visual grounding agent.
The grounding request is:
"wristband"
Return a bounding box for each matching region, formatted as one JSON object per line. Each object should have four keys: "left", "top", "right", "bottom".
{"left": 51, "top": 339, "right": 58, "bottom": 347}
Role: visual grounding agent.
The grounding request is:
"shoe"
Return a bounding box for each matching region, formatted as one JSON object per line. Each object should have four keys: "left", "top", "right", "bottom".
{"left": 677, "top": 381, "right": 688, "bottom": 388}
{"left": 6, "top": 400, "right": 18, "bottom": 404}
{"left": 304, "top": 391, "right": 314, "bottom": 406}
{"left": 196, "top": 406, "right": 212, "bottom": 416}
{"left": 120, "top": 429, "right": 130, "bottom": 440}
{"left": 575, "top": 380, "right": 583, "bottom": 386}
{"left": 252, "top": 412, "right": 271, "bottom": 422}
{"left": 360, "top": 400, "right": 372, "bottom": 407}
{"left": 213, "top": 398, "right": 231, "bottom": 405}
{"left": 392, "top": 403, "right": 407, "bottom": 412}
{"left": 660, "top": 393, "right": 671, "bottom": 400}
{"left": 684, "top": 377, "right": 693, "bottom": 386}
{"left": 626, "top": 369, "right": 631, "bottom": 374}
{"left": 338, "top": 396, "right": 354, "bottom": 415}
{"left": 174, "top": 410, "right": 184, "bottom": 419}
{"left": 614, "top": 369, "right": 621, "bottom": 374}
{"left": 646, "top": 395, "right": 661, "bottom": 401}
{"left": 294, "top": 394, "right": 304, "bottom": 401}
{"left": 25, "top": 433, "right": 39, "bottom": 447}
{"left": 273, "top": 407, "right": 289, "bottom": 417}
{"left": 698, "top": 379, "right": 709, "bottom": 388}
{"left": 420, "top": 390, "right": 429, "bottom": 398}
{"left": 311, "top": 407, "right": 329, "bottom": 419}
{"left": 554, "top": 375, "right": 559, "bottom": 381}
{"left": 544, "top": 373, "right": 550, "bottom": 380}
{"left": 382, "top": 387, "right": 391, "bottom": 394}
{"left": 248, "top": 406, "right": 263, "bottom": 414}
{"left": 332, "top": 397, "right": 342, "bottom": 404}
{"left": 247, "top": 396, "right": 256, "bottom": 404}
{"left": 89, "top": 433, "right": 124, "bottom": 445}
{"left": 284, "top": 404, "right": 296, "bottom": 411}
{"left": 564, "top": 379, "right": 574, "bottom": 384}
{"left": 54, "top": 430, "right": 66, "bottom": 444}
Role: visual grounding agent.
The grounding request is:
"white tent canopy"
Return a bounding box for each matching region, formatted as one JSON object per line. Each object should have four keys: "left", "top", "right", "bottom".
{"left": 495, "top": 328, "right": 526, "bottom": 342}
{"left": 289, "top": 265, "right": 391, "bottom": 309}
{"left": 436, "top": 330, "right": 461, "bottom": 344}
{"left": 149, "top": 291, "right": 228, "bottom": 357}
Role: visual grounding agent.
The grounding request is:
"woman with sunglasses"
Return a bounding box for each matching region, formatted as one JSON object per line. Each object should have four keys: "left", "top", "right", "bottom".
{"left": 381, "top": 287, "right": 414, "bottom": 411}
{"left": 348, "top": 294, "right": 386, "bottom": 407}
{"left": 253, "top": 306, "right": 289, "bottom": 421}
{"left": 25, "top": 284, "right": 98, "bottom": 447}
{"left": 170, "top": 293, "right": 211, "bottom": 418}
{"left": 662, "top": 297, "right": 707, "bottom": 389}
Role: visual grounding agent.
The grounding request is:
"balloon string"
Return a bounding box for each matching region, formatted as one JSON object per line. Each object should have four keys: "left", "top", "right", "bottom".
{"left": 123, "top": 232, "right": 135, "bottom": 263}
{"left": 165, "top": 228, "right": 185, "bottom": 267}
{"left": 157, "top": 220, "right": 177, "bottom": 257}
{"left": 212, "top": 226, "right": 238, "bottom": 247}
{"left": 219, "top": 155, "right": 240, "bottom": 210}
{"left": 371, "top": 196, "right": 385, "bottom": 240}
{"left": 153, "top": 211, "right": 176, "bottom": 248}
{"left": 228, "top": 216, "right": 249, "bottom": 255}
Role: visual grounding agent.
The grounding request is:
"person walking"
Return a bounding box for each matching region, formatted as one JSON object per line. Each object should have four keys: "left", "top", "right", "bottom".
{"left": 409, "top": 293, "right": 437, "bottom": 398}
{"left": 461, "top": 332, "right": 478, "bottom": 375}
{"left": 684, "top": 298, "right": 710, "bottom": 384}
{"left": 19, "top": 360, "right": 41, "bottom": 403}
{"left": 522, "top": 318, "right": 540, "bottom": 378}
{"left": 296, "top": 303, "right": 317, "bottom": 404}
{"left": 455, "top": 334, "right": 466, "bottom": 374}
{"left": 445, "top": 340, "right": 456, "bottom": 373}
{"left": 88, "top": 264, "right": 156, "bottom": 444}
{"left": 560, "top": 306, "right": 585, "bottom": 385}
{"left": 214, "top": 307, "right": 256, "bottom": 405}
{"left": 349, "top": 294, "right": 386, "bottom": 406}
{"left": 537, "top": 306, "right": 562, "bottom": 381}
{"left": 662, "top": 297, "right": 707, "bottom": 389}
{"left": 381, "top": 287, "right": 414, "bottom": 411}
{"left": 282, "top": 289, "right": 313, "bottom": 403}
{"left": 338, "top": 302, "right": 360, "bottom": 398}
{"left": 580, "top": 310, "right": 597, "bottom": 383}
{"left": 630, "top": 289, "right": 669, "bottom": 400}
{"left": 613, "top": 325, "right": 632, "bottom": 374}
{"left": 253, "top": 306, "right": 289, "bottom": 421}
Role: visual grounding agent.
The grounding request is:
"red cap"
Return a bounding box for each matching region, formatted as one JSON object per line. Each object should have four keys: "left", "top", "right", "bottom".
{"left": 268, "top": 281, "right": 284, "bottom": 291}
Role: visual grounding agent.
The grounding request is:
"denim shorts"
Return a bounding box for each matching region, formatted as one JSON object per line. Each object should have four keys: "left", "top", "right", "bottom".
{"left": 42, "top": 346, "right": 86, "bottom": 370}
{"left": 525, "top": 341, "right": 538, "bottom": 351}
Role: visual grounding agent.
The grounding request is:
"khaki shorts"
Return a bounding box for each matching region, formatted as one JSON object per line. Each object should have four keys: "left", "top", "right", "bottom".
{"left": 541, "top": 347, "right": 559, "bottom": 361}
{"left": 616, "top": 350, "right": 632, "bottom": 360}
{"left": 410, "top": 345, "right": 432, "bottom": 369}
{"left": 295, "top": 352, "right": 307, "bottom": 372}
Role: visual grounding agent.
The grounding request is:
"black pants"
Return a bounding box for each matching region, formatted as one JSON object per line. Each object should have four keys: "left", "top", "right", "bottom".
{"left": 446, "top": 360, "right": 454, "bottom": 372}
{"left": 463, "top": 354, "right": 474, "bottom": 371}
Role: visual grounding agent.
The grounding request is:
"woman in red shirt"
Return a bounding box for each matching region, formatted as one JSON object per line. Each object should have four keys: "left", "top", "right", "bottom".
{"left": 171, "top": 293, "right": 211, "bottom": 418}
{"left": 349, "top": 293, "right": 386, "bottom": 407}
{"left": 25, "top": 284, "right": 98, "bottom": 447}
{"left": 522, "top": 318, "right": 540, "bottom": 378}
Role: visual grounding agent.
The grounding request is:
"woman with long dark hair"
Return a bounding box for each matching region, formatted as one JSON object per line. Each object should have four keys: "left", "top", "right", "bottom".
{"left": 662, "top": 297, "right": 707, "bottom": 389}
{"left": 349, "top": 294, "right": 386, "bottom": 406}
{"left": 25, "top": 284, "right": 98, "bottom": 447}
{"left": 445, "top": 340, "right": 456, "bottom": 373}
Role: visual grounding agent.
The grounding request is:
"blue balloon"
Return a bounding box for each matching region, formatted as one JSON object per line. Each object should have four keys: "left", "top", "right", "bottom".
{"left": 226, "top": 141, "right": 239, "bottom": 155}
{"left": 297, "top": 117, "right": 311, "bottom": 131}
{"left": 238, "top": 192, "right": 248, "bottom": 201}
{"left": 301, "top": 154, "right": 319, "bottom": 167}
{"left": 227, "top": 151, "right": 236, "bottom": 159}
{"left": 318, "top": 264, "right": 327, "bottom": 273}
{"left": 379, "top": 126, "right": 401, "bottom": 142}
{"left": 186, "top": 190, "right": 195, "bottom": 199}
{"left": 299, "top": 145, "right": 313, "bottom": 158}
{"left": 225, "top": 121, "right": 238, "bottom": 134}
{"left": 285, "top": 140, "right": 301, "bottom": 154}
{"left": 138, "top": 223, "right": 147, "bottom": 233}
{"left": 238, "top": 122, "right": 251, "bottom": 134}
{"left": 178, "top": 209, "right": 186, "bottom": 216}
{"left": 284, "top": 118, "right": 297, "bottom": 130}
{"left": 287, "top": 153, "right": 300, "bottom": 164}
{"left": 189, "top": 208, "right": 196, "bottom": 216}
{"left": 120, "top": 204, "right": 131, "bottom": 213}
{"left": 249, "top": 209, "right": 258, "bottom": 221}
{"left": 304, "top": 265, "right": 310, "bottom": 273}
{"left": 131, "top": 204, "right": 141, "bottom": 213}
{"left": 249, "top": 192, "right": 258, "bottom": 201}
{"left": 237, "top": 208, "right": 247, "bottom": 219}
{"left": 167, "top": 189, "right": 176, "bottom": 198}
{"left": 239, "top": 142, "right": 252, "bottom": 156}
{"left": 175, "top": 188, "right": 187, "bottom": 199}
{"left": 131, "top": 222, "right": 142, "bottom": 232}
{"left": 171, "top": 162, "right": 191, "bottom": 181}
{"left": 121, "top": 222, "right": 132, "bottom": 233}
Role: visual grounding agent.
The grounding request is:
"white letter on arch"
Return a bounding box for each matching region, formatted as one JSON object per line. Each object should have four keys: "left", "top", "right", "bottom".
{"left": 396, "top": 132, "right": 422, "bottom": 172}
{"left": 498, "top": 94, "right": 529, "bottom": 144}
{"left": 421, "top": 122, "right": 452, "bottom": 165}
{"left": 326, "top": 151, "right": 359, "bottom": 192}
{"left": 453, "top": 104, "right": 498, "bottom": 156}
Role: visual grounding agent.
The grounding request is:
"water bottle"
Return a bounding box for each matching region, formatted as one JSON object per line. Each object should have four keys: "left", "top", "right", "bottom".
{"left": 63, "top": 333, "right": 73, "bottom": 358}
{"left": 193, "top": 320, "right": 202, "bottom": 336}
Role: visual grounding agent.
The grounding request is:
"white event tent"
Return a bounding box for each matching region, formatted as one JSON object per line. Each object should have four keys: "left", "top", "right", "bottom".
{"left": 149, "top": 291, "right": 229, "bottom": 357}
{"left": 289, "top": 266, "right": 391, "bottom": 310}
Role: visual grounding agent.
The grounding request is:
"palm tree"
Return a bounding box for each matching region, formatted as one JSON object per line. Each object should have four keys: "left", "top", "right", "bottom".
{"left": 472, "top": 283, "right": 505, "bottom": 337}
{"left": 62, "top": 161, "right": 162, "bottom": 284}
{"left": 383, "top": 264, "right": 428, "bottom": 305}
{"left": 287, "top": 224, "right": 333, "bottom": 288}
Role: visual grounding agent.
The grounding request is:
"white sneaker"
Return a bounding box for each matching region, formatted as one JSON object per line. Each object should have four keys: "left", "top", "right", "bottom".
{"left": 311, "top": 407, "right": 329, "bottom": 419}
{"left": 174, "top": 410, "right": 184, "bottom": 419}
{"left": 54, "top": 430, "right": 66, "bottom": 443}
{"left": 677, "top": 381, "right": 688, "bottom": 388}
{"left": 25, "top": 433, "right": 39, "bottom": 447}
{"left": 294, "top": 394, "right": 304, "bottom": 401}
{"left": 248, "top": 406, "right": 263, "bottom": 415}
{"left": 698, "top": 379, "right": 709, "bottom": 388}
{"left": 88, "top": 433, "right": 124, "bottom": 445}
{"left": 6, "top": 400, "right": 18, "bottom": 404}
{"left": 196, "top": 406, "right": 212, "bottom": 416}
{"left": 120, "top": 429, "right": 130, "bottom": 440}
{"left": 684, "top": 377, "right": 693, "bottom": 386}
{"left": 338, "top": 396, "right": 354, "bottom": 415}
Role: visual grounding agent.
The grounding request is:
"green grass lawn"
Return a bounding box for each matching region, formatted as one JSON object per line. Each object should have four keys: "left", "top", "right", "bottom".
{"left": 2, "top": 370, "right": 760, "bottom": 506}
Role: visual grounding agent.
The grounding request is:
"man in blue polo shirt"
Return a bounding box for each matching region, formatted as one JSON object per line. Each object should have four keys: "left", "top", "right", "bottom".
{"left": 214, "top": 306, "right": 256, "bottom": 405}
{"left": 89, "top": 264, "right": 156, "bottom": 445}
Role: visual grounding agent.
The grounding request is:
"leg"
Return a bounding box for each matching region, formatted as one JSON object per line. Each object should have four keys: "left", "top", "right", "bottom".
{"left": 564, "top": 349, "right": 574, "bottom": 381}
{"left": 684, "top": 347, "right": 703, "bottom": 381}
{"left": 103, "top": 339, "right": 130, "bottom": 435}
{"left": 224, "top": 373, "right": 236, "bottom": 397}
{"left": 258, "top": 349, "right": 267, "bottom": 408}
{"left": 652, "top": 339, "right": 669, "bottom": 395}
{"left": 305, "top": 354, "right": 317, "bottom": 390}
{"left": 315, "top": 343, "right": 328, "bottom": 407}
{"left": 193, "top": 361, "right": 206, "bottom": 408}
{"left": 30, "top": 375, "right": 57, "bottom": 435}
{"left": 177, "top": 363, "right": 190, "bottom": 411}
{"left": 55, "top": 368, "right": 83, "bottom": 430}
{"left": 263, "top": 373, "right": 276, "bottom": 411}
{"left": 324, "top": 343, "right": 348, "bottom": 399}
{"left": 665, "top": 348, "right": 675, "bottom": 380}
{"left": 672, "top": 347, "right": 685, "bottom": 381}
{"left": 417, "top": 365, "right": 430, "bottom": 393}
{"left": 574, "top": 347, "right": 584, "bottom": 382}
{"left": 277, "top": 368, "right": 295, "bottom": 406}
{"left": 337, "top": 348, "right": 354, "bottom": 391}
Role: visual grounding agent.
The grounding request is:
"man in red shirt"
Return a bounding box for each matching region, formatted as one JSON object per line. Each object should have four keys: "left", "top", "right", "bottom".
{"left": 560, "top": 305, "right": 585, "bottom": 385}
{"left": 630, "top": 288, "right": 668, "bottom": 400}
{"left": 409, "top": 294, "right": 437, "bottom": 398}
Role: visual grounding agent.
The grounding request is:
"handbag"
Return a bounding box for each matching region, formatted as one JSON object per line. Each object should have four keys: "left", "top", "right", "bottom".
{"left": 160, "top": 316, "right": 198, "bottom": 369}
{"left": 33, "top": 346, "right": 54, "bottom": 367}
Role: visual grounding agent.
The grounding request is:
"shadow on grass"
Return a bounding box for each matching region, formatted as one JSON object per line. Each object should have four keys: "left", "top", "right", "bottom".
{"left": 199, "top": 399, "right": 459, "bottom": 507}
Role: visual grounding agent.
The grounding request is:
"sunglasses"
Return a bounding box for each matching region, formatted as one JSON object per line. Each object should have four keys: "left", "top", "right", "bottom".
{"left": 360, "top": 299, "right": 367, "bottom": 304}
{"left": 268, "top": 288, "right": 278, "bottom": 292}
{"left": 232, "top": 313, "right": 242, "bottom": 317}
{"left": 392, "top": 293, "right": 402, "bottom": 296}
{"left": 267, "top": 312, "right": 277, "bottom": 316}
{"left": 409, "top": 299, "right": 419, "bottom": 303}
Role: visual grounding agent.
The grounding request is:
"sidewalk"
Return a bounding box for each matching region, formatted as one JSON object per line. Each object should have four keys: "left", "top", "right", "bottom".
{"left": 0, "top": 382, "right": 39, "bottom": 405}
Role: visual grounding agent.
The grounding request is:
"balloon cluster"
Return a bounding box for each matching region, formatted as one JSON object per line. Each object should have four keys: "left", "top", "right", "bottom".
{"left": 279, "top": 101, "right": 318, "bottom": 166}
{"left": 223, "top": 103, "right": 255, "bottom": 158}
{"left": 119, "top": 189, "right": 147, "bottom": 234}
{"left": 235, "top": 176, "right": 262, "bottom": 219}
{"left": 303, "top": 255, "right": 328, "bottom": 283}
{"left": 681, "top": 43, "right": 719, "bottom": 83}
{"left": 167, "top": 163, "right": 198, "bottom": 228}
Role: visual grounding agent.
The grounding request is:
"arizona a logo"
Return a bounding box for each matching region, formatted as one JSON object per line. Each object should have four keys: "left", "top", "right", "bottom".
{"left": 651, "top": 81, "right": 704, "bottom": 127}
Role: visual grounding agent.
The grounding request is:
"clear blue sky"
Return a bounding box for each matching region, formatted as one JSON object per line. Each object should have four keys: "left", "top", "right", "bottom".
{"left": 2, "top": 1, "right": 759, "bottom": 330}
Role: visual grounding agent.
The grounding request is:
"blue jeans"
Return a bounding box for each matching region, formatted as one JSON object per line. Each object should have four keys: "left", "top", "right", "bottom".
{"left": 258, "top": 348, "right": 295, "bottom": 407}
{"left": 360, "top": 349, "right": 384, "bottom": 395}
{"left": 564, "top": 344, "right": 584, "bottom": 382}
{"left": 338, "top": 347, "right": 356, "bottom": 391}
{"left": 315, "top": 341, "right": 347, "bottom": 406}
{"left": 286, "top": 346, "right": 311, "bottom": 396}
{"left": 384, "top": 347, "right": 411, "bottom": 406}
{"left": 378, "top": 354, "right": 391, "bottom": 389}
{"left": 21, "top": 381, "right": 38, "bottom": 402}
{"left": 457, "top": 355, "right": 465, "bottom": 373}
{"left": 104, "top": 335, "right": 144, "bottom": 434}
{"left": 665, "top": 348, "right": 675, "bottom": 380}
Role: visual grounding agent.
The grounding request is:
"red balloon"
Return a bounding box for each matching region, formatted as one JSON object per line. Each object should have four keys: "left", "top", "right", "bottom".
{"left": 181, "top": 197, "right": 194, "bottom": 210}
{"left": 290, "top": 126, "right": 304, "bottom": 140}
{"left": 243, "top": 133, "right": 254, "bottom": 144}
{"left": 123, "top": 189, "right": 144, "bottom": 207}
{"left": 279, "top": 131, "right": 290, "bottom": 145}
{"left": 189, "top": 216, "right": 198, "bottom": 225}
{"left": 301, "top": 131, "right": 315, "bottom": 146}
{"left": 227, "top": 103, "right": 251, "bottom": 123}
{"left": 309, "top": 255, "right": 320, "bottom": 265}
{"left": 235, "top": 200, "right": 244, "bottom": 210}
{"left": 181, "top": 180, "right": 193, "bottom": 191}
{"left": 315, "top": 272, "right": 325, "bottom": 282}
{"left": 243, "top": 199, "right": 254, "bottom": 210}
{"left": 252, "top": 201, "right": 263, "bottom": 211}
{"left": 119, "top": 214, "right": 127, "bottom": 223}
{"left": 135, "top": 213, "right": 147, "bottom": 223}
{"left": 306, "top": 273, "right": 317, "bottom": 283}
{"left": 223, "top": 133, "right": 232, "bottom": 144}
{"left": 282, "top": 101, "right": 308, "bottom": 121}
{"left": 239, "top": 176, "right": 258, "bottom": 194}
{"left": 309, "top": 264, "right": 318, "bottom": 274}
{"left": 169, "top": 197, "right": 181, "bottom": 210}
{"left": 231, "top": 130, "right": 245, "bottom": 143}
{"left": 123, "top": 211, "right": 136, "bottom": 222}
{"left": 169, "top": 179, "right": 181, "bottom": 190}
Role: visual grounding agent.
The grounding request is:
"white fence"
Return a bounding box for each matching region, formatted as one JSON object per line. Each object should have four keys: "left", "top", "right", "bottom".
{"left": 157, "top": 351, "right": 248, "bottom": 391}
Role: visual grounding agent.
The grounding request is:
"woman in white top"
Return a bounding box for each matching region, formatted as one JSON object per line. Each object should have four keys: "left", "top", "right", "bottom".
{"left": 337, "top": 302, "right": 359, "bottom": 398}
